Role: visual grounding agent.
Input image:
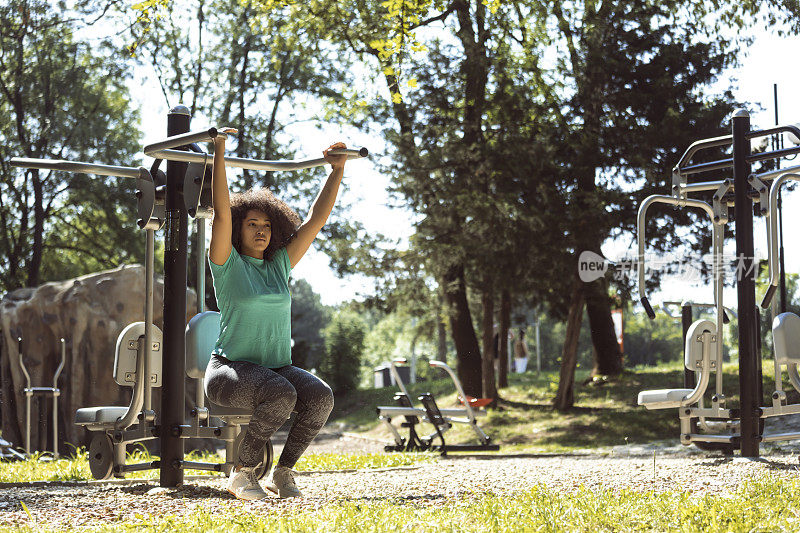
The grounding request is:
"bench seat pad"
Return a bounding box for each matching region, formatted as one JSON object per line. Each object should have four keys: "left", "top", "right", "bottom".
{"left": 208, "top": 403, "right": 252, "bottom": 417}
{"left": 637, "top": 389, "right": 694, "bottom": 410}
{"left": 75, "top": 406, "right": 129, "bottom": 425}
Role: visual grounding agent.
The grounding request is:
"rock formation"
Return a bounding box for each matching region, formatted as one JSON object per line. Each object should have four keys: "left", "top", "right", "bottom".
{"left": 0, "top": 265, "right": 197, "bottom": 454}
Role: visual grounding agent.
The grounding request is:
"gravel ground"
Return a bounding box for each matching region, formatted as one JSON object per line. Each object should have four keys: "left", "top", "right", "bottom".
{"left": 3, "top": 427, "right": 800, "bottom": 530}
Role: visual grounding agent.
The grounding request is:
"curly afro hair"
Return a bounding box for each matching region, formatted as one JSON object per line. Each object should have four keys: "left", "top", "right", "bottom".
{"left": 229, "top": 188, "right": 301, "bottom": 261}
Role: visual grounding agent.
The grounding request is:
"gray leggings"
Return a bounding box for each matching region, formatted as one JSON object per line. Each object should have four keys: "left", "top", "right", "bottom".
{"left": 204, "top": 355, "right": 334, "bottom": 469}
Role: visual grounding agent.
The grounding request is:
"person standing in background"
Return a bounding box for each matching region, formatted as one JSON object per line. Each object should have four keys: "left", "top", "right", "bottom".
{"left": 512, "top": 328, "right": 529, "bottom": 373}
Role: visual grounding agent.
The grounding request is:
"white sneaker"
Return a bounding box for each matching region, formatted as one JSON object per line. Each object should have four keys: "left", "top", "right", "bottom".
{"left": 265, "top": 465, "right": 302, "bottom": 498}
{"left": 226, "top": 463, "right": 269, "bottom": 501}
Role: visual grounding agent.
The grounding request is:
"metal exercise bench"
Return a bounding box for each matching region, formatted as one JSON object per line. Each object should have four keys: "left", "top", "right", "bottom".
{"left": 377, "top": 359, "right": 499, "bottom": 454}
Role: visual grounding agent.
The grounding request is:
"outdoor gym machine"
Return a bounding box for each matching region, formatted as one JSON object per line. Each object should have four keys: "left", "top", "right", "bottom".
{"left": 376, "top": 358, "right": 499, "bottom": 454}
{"left": 17, "top": 337, "right": 66, "bottom": 458}
{"left": 636, "top": 109, "right": 800, "bottom": 458}
{"left": 9, "top": 105, "right": 368, "bottom": 486}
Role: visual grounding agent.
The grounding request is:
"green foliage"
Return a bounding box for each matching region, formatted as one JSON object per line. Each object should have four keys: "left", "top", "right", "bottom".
{"left": 0, "top": 448, "right": 225, "bottom": 483}
{"left": 320, "top": 309, "right": 367, "bottom": 393}
{"left": 293, "top": 451, "right": 434, "bottom": 472}
{"left": 0, "top": 449, "right": 432, "bottom": 483}
{"left": 623, "top": 309, "right": 685, "bottom": 367}
{"left": 362, "top": 312, "right": 407, "bottom": 371}
{"left": 361, "top": 310, "right": 439, "bottom": 385}
{"left": 0, "top": 0, "right": 142, "bottom": 290}
{"left": 533, "top": 312, "right": 594, "bottom": 372}
{"left": 290, "top": 278, "right": 331, "bottom": 370}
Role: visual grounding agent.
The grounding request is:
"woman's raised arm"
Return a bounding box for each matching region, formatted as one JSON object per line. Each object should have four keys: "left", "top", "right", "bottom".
{"left": 209, "top": 130, "right": 236, "bottom": 266}
{"left": 286, "top": 142, "right": 348, "bottom": 268}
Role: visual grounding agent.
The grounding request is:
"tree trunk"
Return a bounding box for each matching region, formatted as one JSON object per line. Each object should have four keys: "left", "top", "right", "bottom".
{"left": 480, "top": 280, "right": 498, "bottom": 403}
{"left": 28, "top": 169, "right": 44, "bottom": 287}
{"left": 436, "top": 284, "right": 447, "bottom": 363}
{"left": 554, "top": 279, "right": 585, "bottom": 411}
{"left": 584, "top": 277, "right": 624, "bottom": 376}
{"left": 497, "top": 289, "right": 511, "bottom": 388}
{"left": 436, "top": 297, "right": 448, "bottom": 363}
{"left": 441, "top": 264, "right": 482, "bottom": 398}
{"left": 0, "top": 334, "right": 22, "bottom": 448}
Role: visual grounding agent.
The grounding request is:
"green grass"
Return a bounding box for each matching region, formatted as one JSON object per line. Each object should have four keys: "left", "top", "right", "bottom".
{"left": 333, "top": 359, "right": 794, "bottom": 453}
{"left": 0, "top": 449, "right": 433, "bottom": 483}
{"left": 4, "top": 475, "right": 800, "bottom": 532}
{"left": 293, "top": 451, "right": 434, "bottom": 471}
{"left": 0, "top": 448, "right": 227, "bottom": 483}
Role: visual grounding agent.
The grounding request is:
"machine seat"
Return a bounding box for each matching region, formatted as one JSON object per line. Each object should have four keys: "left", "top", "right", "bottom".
{"left": 637, "top": 389, "right": 695, "bottom": 410}
{"left": 186, "top": 311, "right": 256, "bottom": 420}
{"left": 773, "top": 312, "right": 800, "bottom": 364}
{"left": 208, "top": 404, "right": 252, "bottom": 417}
{"left": 75, "top": 406, "right": 130, "bottom": 426}
{"left": 186, "top": 311, "right": 220, "bottom": 379}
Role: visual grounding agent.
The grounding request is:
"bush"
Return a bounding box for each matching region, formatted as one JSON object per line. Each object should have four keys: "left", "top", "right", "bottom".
{"left": 320, "top": 310, "right": 367, "bottom": 394}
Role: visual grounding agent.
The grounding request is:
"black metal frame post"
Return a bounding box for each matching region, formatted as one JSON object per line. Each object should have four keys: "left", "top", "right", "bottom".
{"left": 160, "top": 105, "right": 191, "bottom": 486}
{"left": 732, "top": 109, "right": 760, "bottom": 457}
{"left": 682, "top": 304, "right": 694, "bottom": 389}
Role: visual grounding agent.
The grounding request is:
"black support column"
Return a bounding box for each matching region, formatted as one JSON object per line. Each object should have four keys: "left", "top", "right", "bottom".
{"left": 682, "top": 304, "right": 694, "bottom": 389}
{"left": 731, "top": 109, "right": 760, "bottom": 458}
{"left": 160, "top": 105, "right": 190, "bottom": 486}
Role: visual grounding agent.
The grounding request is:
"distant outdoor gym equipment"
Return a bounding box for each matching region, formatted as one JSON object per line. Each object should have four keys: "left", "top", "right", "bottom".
{"left": 9, "top": 105, "right": 368, "bottom": 486}
{"left": 17, "top": 337, "right": 66, "bottom": 458}
{"left": 636, "top": 109, "right": 800, "bottom": 457}
{"left": 376, "top": 358, "right": 499, "bottom": 454}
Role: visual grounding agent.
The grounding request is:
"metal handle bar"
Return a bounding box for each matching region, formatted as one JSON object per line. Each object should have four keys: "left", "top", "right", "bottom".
{"left": 680, "top": 327, "right": 714, "bottom": 407}
{"left": 743, "top": 125, "right": 800, "bottom": 165}
{"left": 760, "top": 171, "right": 800, "bottom": 308}
{"left": 53, "top": 338, "right": 66, "bottom": 390}
{"left": 751, "top": 163, "right": 800, "bottom": 183}
{"left": 17, "top": 337, "right": 31, "bottom": 391}
{"left": 9, "top": 158, "right": 143, "bottom": 179}
{"left": 637, "top": 195, "right": 717, "bottom": 319}
{"left": 745, "top": 124, "right": 800, "bottom": 142}
{"left": 142, "top": 128, "right": 219, "bottom": 155}
{"left": 674, "top": 135, "right": 732, "bottom": 175}
{"left": 661, "top": 301, "right": 735, "bottom": 322}
{"left": 429, "top": 360, "right": 477, "bottom": 422}
{"left": 389, "top": 358, "right": 412, "bottom": 402}
{"left": 676, "top": 165, "right": 800, "bottom": 196}
{"left": 115, "top": 228, "right": 156, "bottom": 430}
{"left": 147, "top": 147, "right": 369, "bottom": 172}
{"left": 676, "top": 124, "right": 800, "bottom": 177}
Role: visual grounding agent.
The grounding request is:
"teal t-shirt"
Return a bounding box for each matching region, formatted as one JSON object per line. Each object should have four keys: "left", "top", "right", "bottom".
{"left": 209, "top": 246, "right": 292, "bottom": 368}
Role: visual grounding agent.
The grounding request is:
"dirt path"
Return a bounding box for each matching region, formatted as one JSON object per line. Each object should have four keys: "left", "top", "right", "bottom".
{"left": 3, "top": 429, "right": 800, "bottom": 530}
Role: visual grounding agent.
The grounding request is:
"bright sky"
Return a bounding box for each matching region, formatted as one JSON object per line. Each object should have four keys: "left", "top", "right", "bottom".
{"left": 130, "top": 26, "right": 800, "bottom": 308}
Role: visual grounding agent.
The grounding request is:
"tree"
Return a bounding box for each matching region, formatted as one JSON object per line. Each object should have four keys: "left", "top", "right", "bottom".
{"left": 0, "top": 0, "right": 143, "bottom": 291}
{"left": 542, "top": 1, "right": 739, "bottom": 408}
{"left": 132, "top": 0, "right": 364, "bottom": 308}
{"left": 290, "top": 278, "right": 331, "bottom": 370}
{"left": 319, "top": 309, "right": 366, "bottom": 394}
{"left": 268, "top": 0, "right": 563, "bottom": 400}
{"left": 212, "top": 0, "right": 749, "bottom": 407}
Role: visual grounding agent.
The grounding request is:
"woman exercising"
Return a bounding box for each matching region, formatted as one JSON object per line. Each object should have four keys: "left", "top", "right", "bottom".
{"left": 205, "top": 128, "right": 344, "bottom": 500}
